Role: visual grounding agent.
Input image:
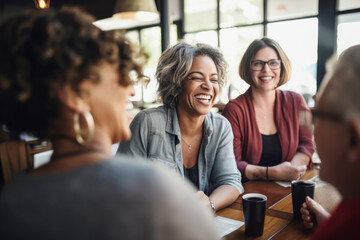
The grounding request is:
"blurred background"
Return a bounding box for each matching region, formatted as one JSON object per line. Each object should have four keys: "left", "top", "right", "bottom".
{"left": 1, "top": 0, "right": 360, "bottom": 108}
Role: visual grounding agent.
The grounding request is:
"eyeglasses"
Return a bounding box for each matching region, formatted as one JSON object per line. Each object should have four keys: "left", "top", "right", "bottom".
{"left": 250, "top": 59, "right": 281, "bottom": 71}
{"left": 299, "top": 107, "right": 345, "bottom": 131}
{"left": 310, "top": 108, "right": 345, "bottom": 123}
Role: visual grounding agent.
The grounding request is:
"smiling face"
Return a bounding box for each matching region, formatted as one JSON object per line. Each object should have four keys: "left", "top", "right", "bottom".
{"left": 251, "top": 47, "right": 281, "bottom": 92}
{"left": 177, "top": 55, "right": 219, "bottom": 116}
{"left": 85, "top": 62, "right": 135, "bottom": 144}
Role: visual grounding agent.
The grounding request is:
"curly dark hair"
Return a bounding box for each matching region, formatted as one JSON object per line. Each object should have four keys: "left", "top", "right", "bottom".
{"left": 0, "top": 7, "right": 146, "bottom": 138}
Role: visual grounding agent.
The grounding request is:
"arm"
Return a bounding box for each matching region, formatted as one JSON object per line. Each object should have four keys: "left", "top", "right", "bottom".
{"left": 296, "top": 95, "right": 315, "bottom": 163}
{"left": 117, "top": 111, "right": 148, "bottom": 158}
{"left": 208, "top": 118, "right": 242, "bottom": 211}
{"left": 197, "top": 185, "right": 240, "bottom": 212}
{"left": 222, "top": 102, "right": 249, "bottom": 176}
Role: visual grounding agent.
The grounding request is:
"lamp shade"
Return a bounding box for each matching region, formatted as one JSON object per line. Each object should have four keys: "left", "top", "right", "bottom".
{"left": 113, "top": 0, "right": 159, "bottom": 22}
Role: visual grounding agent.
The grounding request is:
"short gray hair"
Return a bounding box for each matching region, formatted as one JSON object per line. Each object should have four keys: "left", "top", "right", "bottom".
{"left": 322, "top": 44, "right": 360, "bottom": 121}
{"left": 155, "top": 41, "right": 228, "bottom": 107}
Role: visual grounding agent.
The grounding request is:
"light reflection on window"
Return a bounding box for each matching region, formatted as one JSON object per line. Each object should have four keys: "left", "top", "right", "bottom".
{"left": 267, "top": 18, "right": 318, "bottom": 106}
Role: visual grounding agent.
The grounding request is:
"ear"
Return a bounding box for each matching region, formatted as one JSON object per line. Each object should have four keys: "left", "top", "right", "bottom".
{"left": 347, "top": 121, "right": 360, "bottom": 164}
{"left": 58, "top": 84, "right": 90, "bottom": 112}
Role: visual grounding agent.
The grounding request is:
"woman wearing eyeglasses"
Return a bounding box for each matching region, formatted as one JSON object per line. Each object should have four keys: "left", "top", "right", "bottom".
{"left": 118, "top": 42, "right": 243, "bottom": 212}
{"left": 222, "top": 37, "right": 314, "bottom": 182}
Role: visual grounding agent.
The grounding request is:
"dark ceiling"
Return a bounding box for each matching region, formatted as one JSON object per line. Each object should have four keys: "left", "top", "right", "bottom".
{"left": 0, "top": 0, "right": 160, "bottom": 21}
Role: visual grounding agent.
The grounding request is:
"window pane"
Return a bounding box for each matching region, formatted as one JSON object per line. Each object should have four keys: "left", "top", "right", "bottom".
{"left": 220, "top": 0, "right": 263, "bottom": 28}
{"left": 338, "top": 0, "right": 360, "bottom": 11}
{"left": 337, "top": 13, "right": 360, "bottom": 55}
{"left": 184, "top": 31, "right": 218, "bottom": 47}
{"left": 140, "top": 27, "right": 162, "bottom": 103}
{"left": 184, "top": 0, "right": 217, "bottom": 32}
{"left": 219, "top": 25, "right": 263, "bottom": 101}
{"left": 125, "top": 30, "right": 140, "bottom": 47}
{"left": 267, "top": 18, "right": 318, "bottom": 106}
{"left": 267, "top": 0, "right": 318, "bottom": 21}
{"left": 170, "top": 24, "right": 178, "bottom": 45}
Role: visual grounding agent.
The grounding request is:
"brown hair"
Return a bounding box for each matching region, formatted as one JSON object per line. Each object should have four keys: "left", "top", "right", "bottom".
{"left": 239, "top": 37, "right": 291, "bottom": 87}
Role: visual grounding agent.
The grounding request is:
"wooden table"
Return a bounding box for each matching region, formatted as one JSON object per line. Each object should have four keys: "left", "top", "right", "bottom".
{"left": 217, "top": 168, "right": 319, "bottom": 239}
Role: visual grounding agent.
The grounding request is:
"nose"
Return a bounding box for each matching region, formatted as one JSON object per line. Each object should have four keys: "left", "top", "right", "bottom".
{"left": 262, "top": 62, "right": 271, "bottom": 72}
{"left": 201, "top": 78, "right": 213, "bottom": 90}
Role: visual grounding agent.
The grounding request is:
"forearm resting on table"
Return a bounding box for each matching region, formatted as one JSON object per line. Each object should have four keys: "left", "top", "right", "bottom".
{"left": 244, "top": 164, "right": 268, "bottom": 180}
{"left": 291, "top": 152, "right": 310, "bottom": 166}
{"left": 209, "top": 185, "right": 240, "bottom": 212}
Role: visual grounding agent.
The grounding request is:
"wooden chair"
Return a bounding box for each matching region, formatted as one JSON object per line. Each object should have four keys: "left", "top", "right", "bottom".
{"left": 0, "top": 139, "right": 52, "bottom": 187}
{"left": 0, "top": 140, "right": 28, "bottom": 185}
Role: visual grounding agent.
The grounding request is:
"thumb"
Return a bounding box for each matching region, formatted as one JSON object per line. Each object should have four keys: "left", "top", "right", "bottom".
{"left": 305, "top": 196, "right": 321, "bottom": 214}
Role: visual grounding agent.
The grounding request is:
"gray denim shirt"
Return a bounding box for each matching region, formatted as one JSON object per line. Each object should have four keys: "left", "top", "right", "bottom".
{"left": 118, "top": 105, "right": 243, "bottom": 195}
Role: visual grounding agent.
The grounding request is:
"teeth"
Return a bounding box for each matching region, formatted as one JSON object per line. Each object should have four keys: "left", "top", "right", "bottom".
{"left": 260, "top": 77, "right": 272, "bottom": 80}
{"left": 195, "top": 95, "right": 211, "bottom": 100}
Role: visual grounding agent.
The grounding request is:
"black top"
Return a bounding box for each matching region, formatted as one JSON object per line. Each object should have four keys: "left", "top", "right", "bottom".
{"left": 183, "top": 162, "right": 199, "bottom": 189}
{"left": 258, "top": 133, "right": 282, "bottom": 167}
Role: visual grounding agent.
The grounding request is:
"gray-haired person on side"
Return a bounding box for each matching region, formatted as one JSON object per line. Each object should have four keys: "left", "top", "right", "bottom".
{"left": 118, "top": 41, "right": 244, "bottom": 213}
{"left": 300, "top": 45, "right": 360, "bottom": 239}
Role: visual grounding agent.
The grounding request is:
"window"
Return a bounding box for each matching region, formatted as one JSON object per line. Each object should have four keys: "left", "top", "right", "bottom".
{"left": 267, "top": 0, "right": 318, "bottom": 21}
{"left": 184, "top": 0, "right": 217, "bottom": 32}
{"left": 220, "top": 0, "right": 263, "bottom": 28}
{"left": 183, "top": 0, "right": 319, "bottom": 104}
{"left": 337, "top": 13, "right": 360, "bottom": 55}
{"left": 267, "top": 18, "right": 318, "bottom": 105}
{"left": 220, "top": 25, "right": 263, "bottom": 99}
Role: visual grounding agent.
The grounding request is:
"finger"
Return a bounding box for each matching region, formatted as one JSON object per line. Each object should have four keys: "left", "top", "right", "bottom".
{"left": 300, "top": 207, "right": 310, "bottom": 215}
{"left": 305, "top": 196, "right": 317, "bottom": 211}
{"left": 304, "top": 221, "right": 314, "bottom": 229}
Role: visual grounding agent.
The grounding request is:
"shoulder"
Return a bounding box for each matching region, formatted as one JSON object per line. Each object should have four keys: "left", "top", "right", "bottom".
{"left": 132, "top": 105, "right": 168, "bottom": 126}
{"left": 136, "top": 105, "right": 167, "bottom": 119}
{"left": 277, "top": 90, "right": 304, "bottom": 102}
{"left": 207, "top": 111, "right": 231, "bottom": 127}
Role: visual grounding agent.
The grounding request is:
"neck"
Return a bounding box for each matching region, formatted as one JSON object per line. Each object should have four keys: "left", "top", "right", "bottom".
{"left": 49, "top": 129, "right": 113, "bottom": 162}
{"left": 176, "top": 106, "right": 204, "bottom": 137}
{"left": 251, "top": 87, "right": 276, "bottom": 109}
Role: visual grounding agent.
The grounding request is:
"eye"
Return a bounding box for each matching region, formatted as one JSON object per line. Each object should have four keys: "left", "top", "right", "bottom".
{"left": 269, "top": 60, "right": 280, "bottom": 67}
{"left": 252, "top": 61, "right": 263, "bottom": 67}
{"left": 210, "top": 79, "right": 219, "bottom": 83}
{"left": 188, "top": 76, "right": 202, "bottom": 81}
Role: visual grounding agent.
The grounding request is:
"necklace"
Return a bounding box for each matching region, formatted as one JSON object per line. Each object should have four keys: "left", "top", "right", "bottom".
{"left": 181, "top": 134, "right": 202, "bottom": 151}
{"left": 181, "top": 137, "right": 193, "bottom": 151}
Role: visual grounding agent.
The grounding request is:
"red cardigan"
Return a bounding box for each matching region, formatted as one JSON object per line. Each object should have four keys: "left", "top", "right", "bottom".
{"left": 222, "top": 88, "right": 314, "bottom": 181}
{"left": 311, "top": 196, "right": 360, "bottom": 240}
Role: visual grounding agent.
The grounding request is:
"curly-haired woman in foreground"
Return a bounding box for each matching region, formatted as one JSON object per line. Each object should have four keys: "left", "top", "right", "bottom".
{"left": 0, "top": 8, "right": 217, "bottom": 239}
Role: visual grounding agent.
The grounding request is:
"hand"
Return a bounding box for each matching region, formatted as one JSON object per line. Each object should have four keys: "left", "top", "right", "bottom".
{"left": 273, "top": 162, "right": 306, "bottom": 181}
{"left": 300, "top": 196, "right": 330, "bottom": 229}
{"left": 197, "top": 191, "right": 210, "bottom": 208}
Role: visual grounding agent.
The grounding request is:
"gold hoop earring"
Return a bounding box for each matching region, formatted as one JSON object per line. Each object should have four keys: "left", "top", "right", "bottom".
{"left": 73, "top": 111, "right": 94, "bottom": 145}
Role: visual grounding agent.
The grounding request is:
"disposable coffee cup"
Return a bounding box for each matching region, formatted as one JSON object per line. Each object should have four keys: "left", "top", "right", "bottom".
{"left": 291, "top": 180, "right": 315, "bottom": 221}
{"left": 242, "top": 193, "right": 267, "bottom": 237}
